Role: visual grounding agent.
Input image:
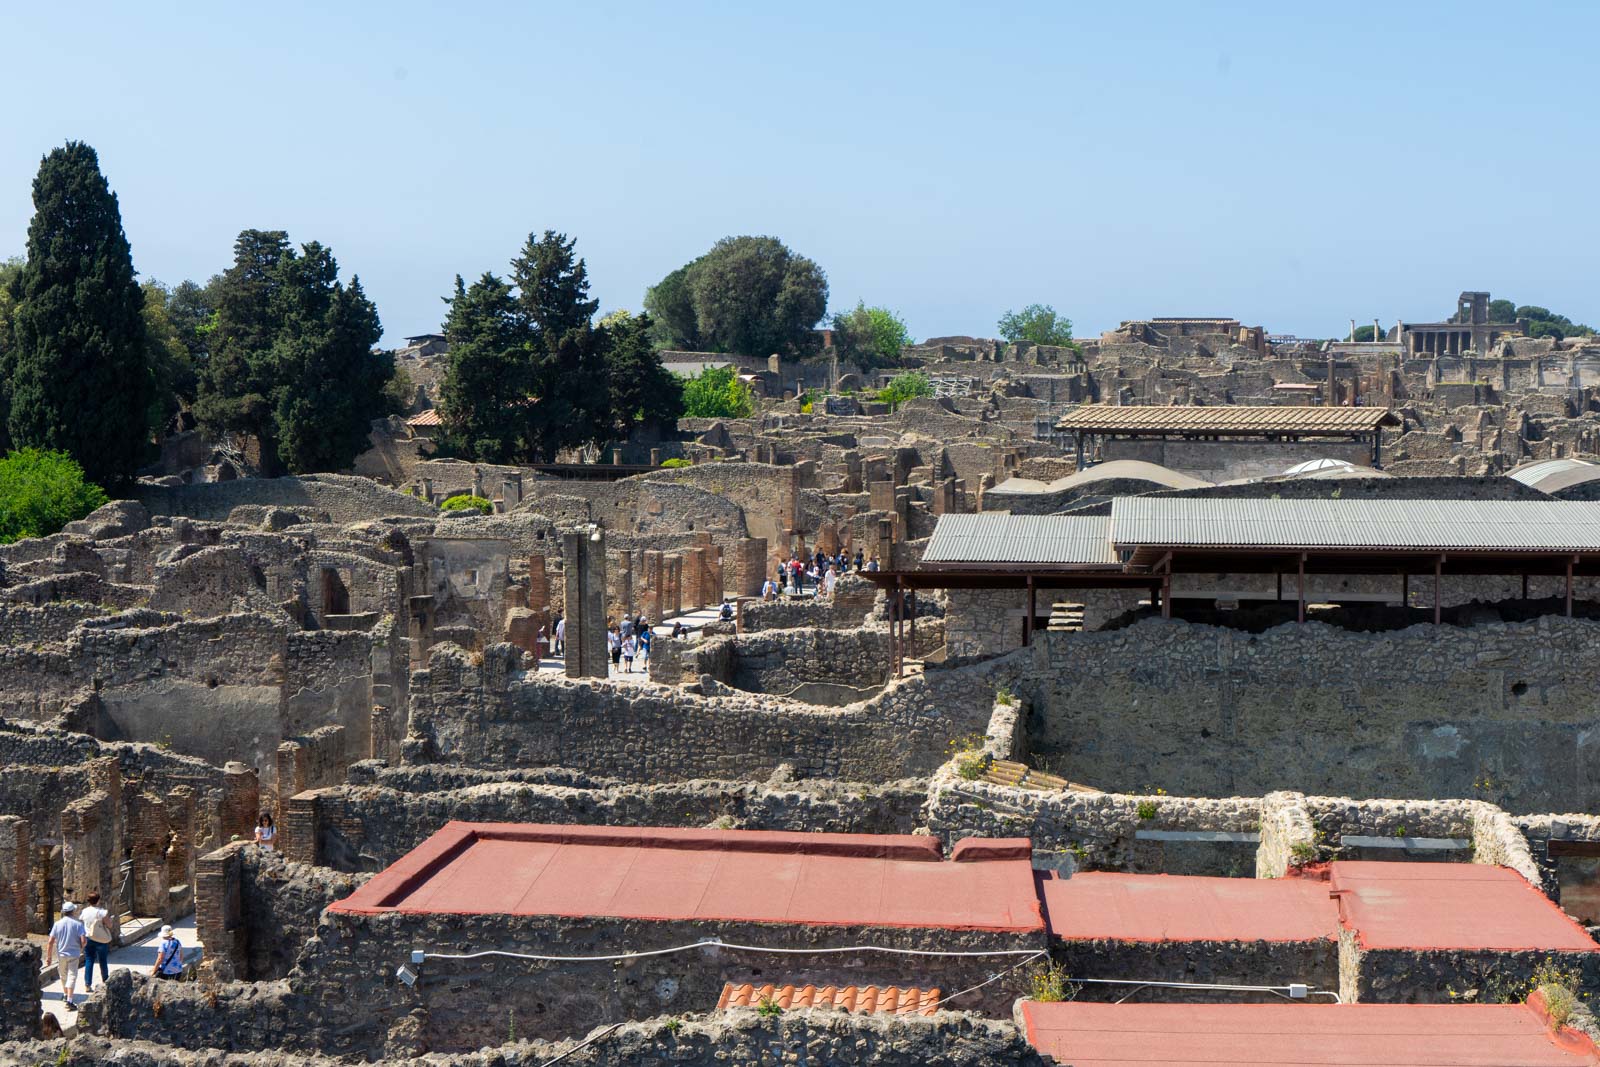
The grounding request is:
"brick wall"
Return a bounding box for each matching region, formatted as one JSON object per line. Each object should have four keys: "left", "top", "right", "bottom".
{"left": 0, "top": 817, "right": 27, "bottom": 937}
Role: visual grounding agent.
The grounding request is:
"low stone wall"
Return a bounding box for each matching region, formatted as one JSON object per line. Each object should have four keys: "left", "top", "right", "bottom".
{"left": 687, "top": 627, "right": 893, "bottom": 701}
{"left": 1256, "top": 792, "right": 1316, "bottom": 878}
{"left": 288, "top": 776, "right": 927, "bottom": 873}
{"left": 404, "top": 642, "right": 1003, "bottom": 784}
{"left": 739, "top": 577, "right": 879, "bottom": 632}
{"left": 73, "top": 1001, "right": 1044, "bottom": 1065}
{"left": 1055, "top": 936, "right": 1338, "bottom": 1002}
{"left": 1339, "top": 930, "right": 1600, "bottom": 1003}
{"left": 0, "top": 937, "right": 39, "bottom": 1040}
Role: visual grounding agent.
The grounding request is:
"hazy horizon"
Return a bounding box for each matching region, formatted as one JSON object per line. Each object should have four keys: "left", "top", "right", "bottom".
{"left": 5, "top": 1, "right": 1597, "bottom": 348}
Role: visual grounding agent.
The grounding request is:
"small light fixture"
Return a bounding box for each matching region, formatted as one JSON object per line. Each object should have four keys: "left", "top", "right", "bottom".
{"left": 396, "top": 963, "right": 418, "bottom": 987}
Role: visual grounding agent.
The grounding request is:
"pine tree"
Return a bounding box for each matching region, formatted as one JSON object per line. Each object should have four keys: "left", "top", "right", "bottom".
{"left": 8, "top": 142, "right": 152, "bottom": 485}
{"left": 602, "top": 311, "right": 683, "bottom": 440}
{"left": 511, "top": 232, "right": 606, "bottom": 461}
{"left": 194, "top": 229, "right": 293, "bottom": 464}
{"left": 195, "top": 231, "right": 388, "bottom": 474}
{"left": 438, "top": 273, "right": 532, "bottom": 463}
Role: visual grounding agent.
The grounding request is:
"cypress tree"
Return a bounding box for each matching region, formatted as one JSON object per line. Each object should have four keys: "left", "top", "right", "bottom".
{"left": 8, "top": 142, "right": 152, "bottom": 485}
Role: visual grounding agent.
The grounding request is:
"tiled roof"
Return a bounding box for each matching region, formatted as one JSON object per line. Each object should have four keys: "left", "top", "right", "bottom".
{"left": 407, "top": 409, "right": 442, "bottom": 427}
{"left": 718, "top": 983, "right": 940, "bottom": 1016}
{"left": 1054, "top": 404, "right": 1398, "bottom": 434}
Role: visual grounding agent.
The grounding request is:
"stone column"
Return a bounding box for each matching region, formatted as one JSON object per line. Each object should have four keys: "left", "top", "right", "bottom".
{"left": 644, "top": 550, "right": 665, "bottom": 622}
{"left": 165, "top": 787, "right": 196, "bottom": 894}
{"left": 563, "top": 529, "right": 609, "bottom": 679}
{"left": 527, "top": 555, "right": 549, "bottom": 616}
{"left": 0, "top": 817, "right": 29, "bottom": 938}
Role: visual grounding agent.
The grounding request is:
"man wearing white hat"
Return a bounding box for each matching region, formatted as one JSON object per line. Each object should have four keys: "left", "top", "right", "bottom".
{"left": 45, "top": 902, "right": 87, "bottom": 1009}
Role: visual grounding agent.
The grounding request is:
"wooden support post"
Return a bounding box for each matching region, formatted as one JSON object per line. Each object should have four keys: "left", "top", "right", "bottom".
{"left": 1025, "top": 577, "right": 1036, "bottom": 645}
{"left": 1275, "top": 570, "right": 1282, "bottom": 602}
{"left": 1162, "top": 572, "right": 1172, "bottom": 619}
{"left": 1402, "top": 570, "right": 1409, "bottom": 609}
{"left": 1297, "top": 553, "right": 1306, "bottom": 623}
{"left": 1522, "top": 573, "right": 1529, "bottom": 601}
{"left": 1434, "top": 555, "right": 1443, "bottom": 625}
{"left": 908, "top": 590, "right": 916, "bottom": 650}
{"left": 1567, "top": 557, "right": 1575, "bottom": 618}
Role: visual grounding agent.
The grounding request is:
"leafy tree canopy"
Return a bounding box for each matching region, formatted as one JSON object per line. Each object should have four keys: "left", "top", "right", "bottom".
{"left": 832, "top": 302, "right": 912, "bottom": 370}
{"left": 679, "top": 365, "right": 755, "bottom": 419}
{"left": 646, "top": 236, "right": 828, "bottom": 358}
{"left": 998, "top": 304, "right": 1077, "bottom": 348}
{"left": 0, "top": 448, "right": 108, "bottom": 543}
{"left": 8, "top": 142, "right": 153, "bottom": 486}
{"left": 1451, "top": 298, "right": 1594, "bottom": 341}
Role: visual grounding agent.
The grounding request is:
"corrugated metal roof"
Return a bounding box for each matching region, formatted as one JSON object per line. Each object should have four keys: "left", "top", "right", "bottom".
{"left": 718, "top": 983, "right": 941, "bottom": 1016}
{"left": 1054, "top": 405, "right": 1398, "bottom": 434}
{"left": 988, "top": 461, "right": 1212, "bottom": 496}
{"left": 922, "top": 514, "right": 1117, "bottom": 565}
{"left": 1508, "top": 458, "right": 1600, "bottom": 494}
{"left": 1110, "top": 497, "right": 1600, "bottom": 553}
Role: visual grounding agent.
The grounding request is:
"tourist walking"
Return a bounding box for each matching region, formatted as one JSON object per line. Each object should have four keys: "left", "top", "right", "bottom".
{"left": 254, "top": 811, "right": 276, "bottom": 852}
{"left": 46, "top": 901, "right": 86, "bottom": 1009}
{"left": 553, "top": 614, "right": 565, "bottom": 657}
{"left": 607, "top": 625, "right": 622, "bottom": 671}
{"left": 151, "top": 925, "right": 184, "bottom": 981}
{"left": 638, "top": 627, "right": 652, "bottom": 666}
{"left": 79, "top": 892, "right": 113, "bottom": 993}
{"left": 853, "top": 549, "right": 864, "bottom": 571}
{"left": 621, "top": 633, "right": 637, "bottom": 672}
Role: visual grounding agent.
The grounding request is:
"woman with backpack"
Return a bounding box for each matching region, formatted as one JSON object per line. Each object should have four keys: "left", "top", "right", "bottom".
{"left": 79, "top": 892, "right": 113, "bottom": 993}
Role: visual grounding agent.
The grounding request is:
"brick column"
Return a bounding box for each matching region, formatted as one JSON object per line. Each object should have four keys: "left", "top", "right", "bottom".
{"left": 643, "top": 550, "right": 664, "bottom": 623}
{"left": 727, "top": 537, "right": 768, "bottom": 597}
{"left": 0, "top": 817, "right": 29, "bottom": 938}
{"left": 527, "top": 555, "right": 549, "bottom": 615}
{"left": 127, "top": 792, "right": 170, "bottom": 919}
{"left": 165, "top": 786, "right": 196, "bottom": 893}
{"left": 664, "top": 556, "right": 683, "bottom": 617}
{"left": 220, "top": 763, "right": 261, "bottom": 845}
{"left": 283, "top": 791, "right": 320, "bottom": 867}
{"left": 195, "top": 842, "right": 246, "bottom": 980}
{"left": 61, "top": 792, "right": 110, "bottom": 910}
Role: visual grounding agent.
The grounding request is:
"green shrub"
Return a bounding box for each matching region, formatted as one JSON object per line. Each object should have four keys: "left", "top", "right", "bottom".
{"left": 755, "top": 995, "right": 783, "bottom": 1017}
{"left": 1135, "top": 800, "right": 1159, "bottom": 821}
{"left": 659, "top": 457, "right": 691, "bottom": 469}
{"left": 439, "top": 494, "right": 493, "bottom": 515}
{"left": 875, "top": 372, "right": 932, "bottom": 410}
{"left": 0, "top": 448, "right": 108, "bottom": 543}
{"left": 995, "top": 686, "right": 1016, "bottom": 707}
{"left": 680, "top": 365, "right": 755, "bottom": 419}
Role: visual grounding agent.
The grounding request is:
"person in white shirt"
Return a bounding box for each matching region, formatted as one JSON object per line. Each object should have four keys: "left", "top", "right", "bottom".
{"left": 79, "top": 892, "right": 113, "bottom": 992}
{"left": 46, "top": 902, "right": 86, "bottom": 1009}
{"left": 254, "top": 811, "right": 277, "bottom": 852}
{"left": 554, "top": 616, "right": 566, "bottom": 657}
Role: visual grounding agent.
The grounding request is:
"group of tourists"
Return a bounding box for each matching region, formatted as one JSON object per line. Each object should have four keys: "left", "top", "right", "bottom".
{"left": 536, "top": 612, "right": 566, "bottom": 662}
{"left": 606, "top": 613, "right": 653, "bottom": 673}
{"left": 45, "top": 892, "right": 185, "bottom": 1010}
{"left": 765, "top": 548, "right": 878, "bottom": 600}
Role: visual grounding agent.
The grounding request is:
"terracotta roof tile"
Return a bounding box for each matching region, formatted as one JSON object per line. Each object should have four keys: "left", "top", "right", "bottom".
{"left": 717, "top": 982, "right": 941, "bottom": 1016}
{"left": 407, "top": 409, "right": 442, "bottom": 427}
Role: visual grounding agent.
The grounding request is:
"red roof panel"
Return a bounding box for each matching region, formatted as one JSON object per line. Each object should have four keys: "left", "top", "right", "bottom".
{"left": 1022, "top": 1001, "right": 1600, "bottom": 1066}
{"left": 1040, "top": 871, "right": 1336, "bottom": 944}
{"left": 331, "top": 823, "right": 1043, "bottom": 933}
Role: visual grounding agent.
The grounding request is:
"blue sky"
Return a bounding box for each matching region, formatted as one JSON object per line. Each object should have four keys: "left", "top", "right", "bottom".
{"left": 3, "top": 2, "right": 1596, "bottom": 346}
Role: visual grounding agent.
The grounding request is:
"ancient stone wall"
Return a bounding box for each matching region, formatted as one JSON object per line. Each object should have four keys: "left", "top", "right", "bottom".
{"left": 292, "top": 909, "right": 1041, "bottom": 1052}
{"left": 290, "top": 776, "right": 926, "bottom": 873}
{"left": 1024, "top": 616, "right": 1600, "bottom": 811}
{"left": 78, "top": 983, "right": 1043, "bottom": 1065}
{"left": 196, "top": 841, "right": 369, "bottom": 981}
{"left": 687, "top": 628, "right": 892, "bottom": 702}
{"left": 0, "top": 937, "right": 39, "bottom": 1040}
{"left": 137, "top": 474, "right": 437, "bottom": 524}
{"left": 405, "top": 643, "right": 996, "bottom": 784}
